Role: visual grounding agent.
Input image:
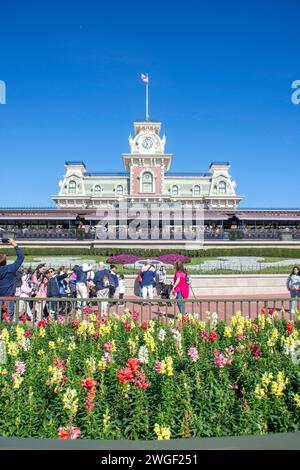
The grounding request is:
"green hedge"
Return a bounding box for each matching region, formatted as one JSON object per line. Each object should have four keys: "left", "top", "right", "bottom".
{"left": 1, "top": 246, "right": 300, "bottom": 258}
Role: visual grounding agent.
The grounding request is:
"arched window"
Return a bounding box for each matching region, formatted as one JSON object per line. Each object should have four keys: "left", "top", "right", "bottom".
{"left": 116, "top": 185, "right": 124, "bottom": 196}
{"left": 218, "top": 181, "right": 227, "bottom": 194}
{"left": 68, "top": 180, "right": 76, "bottom": 194}
{"left": 94, "top": 185, "right": 102, "bottom": 196}
{"left": 171, "top": 185, "right": 179, "bottom": 196}
{"left": 193, "top": 185, "right": 201, "bottom": 196}
{"left": 142, "top": 172, "right": 153, "bottom": 193}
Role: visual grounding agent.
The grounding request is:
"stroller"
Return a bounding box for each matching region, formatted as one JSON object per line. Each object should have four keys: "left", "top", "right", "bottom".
{"left": 159, "top": 282, "right": 173, "bottom": 307}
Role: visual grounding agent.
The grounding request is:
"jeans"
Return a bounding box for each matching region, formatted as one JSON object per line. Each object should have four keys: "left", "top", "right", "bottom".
{"left": 290, "top": 291, "right": 300, "bottom": 313}
{"left": 176, "top": 291, "right": 184, "bottom": 314}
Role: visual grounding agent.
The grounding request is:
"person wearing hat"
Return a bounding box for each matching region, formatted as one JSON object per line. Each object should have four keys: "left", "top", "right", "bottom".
{"left": 74, "top": 263, "right": 93, "bottom": 308}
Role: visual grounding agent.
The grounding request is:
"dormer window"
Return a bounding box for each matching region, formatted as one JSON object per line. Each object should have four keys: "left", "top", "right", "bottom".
{"left": 94, "top": 185, "right": 102, "bottom": 196}
{"left": 193, "top": 185, "right": 201, "bottom": 196}
{"left": 68, "top": 180, "right": 76, "bottom": 194}
{"left": 218, "top": 181, "right": 227, "bottom": 194}
{"left": 116, "top": 185, "right": 124, "bottom": 196}
{"left": 171, "top": 185, "right": 179, "bottom": 196}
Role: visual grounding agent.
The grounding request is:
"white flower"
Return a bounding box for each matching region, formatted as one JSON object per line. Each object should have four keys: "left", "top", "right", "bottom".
{"left": 158, "top": 328, "right": 166, "bottom": 342}
{"left": 138, "top": 345, "right": 149, "bottom": 364}
{"left": 22, "top": 337, "right": 30, "bottom": 351}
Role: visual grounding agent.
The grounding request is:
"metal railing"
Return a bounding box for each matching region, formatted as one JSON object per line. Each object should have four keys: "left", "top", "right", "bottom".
{"left": 0, "top": 296, "right": 298, "bottom": 324}
{"left": 6, "top": 228, "right": 300, "bottom": 241}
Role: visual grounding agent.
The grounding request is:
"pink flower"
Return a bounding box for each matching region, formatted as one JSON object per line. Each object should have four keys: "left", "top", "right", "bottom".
{"left": 15, "top": 361, "right": 26, "bottom": 376}
{"left": 201, "top": 330, "right": 209, "bottom": 340}
{"left": 252, "top": 344, "right": 261, "bottom": 358}
{"left": 268, "top": 308, "right": 274, "bottom": 316}
{"left": 24, "top": 330, "right": 31, "bottom": 338}
{"left": 83, "top": 307, "right": 91, "bottom": 315}
{"left": 104, "top": 351, "right": 112, "bottom": 363}
{"left": 133, "top": 310, "right": 139, "bottom": 322}
{"left": 104, "top": 341, "right": 111, "bottom": 352}
{"left": 57, "top": 315, "right": 65, "bottom": 324}
{"left": 155, "top": 361, "right": 162, "bottom": 374}
{"left": 214, "top": 352, "right": 226, "bottom": 368}
{"left": 85, "top": 400, "right": 95, "bottom": 412}
{"left": 188, "top": 347, "right": 199, "bottom": 362}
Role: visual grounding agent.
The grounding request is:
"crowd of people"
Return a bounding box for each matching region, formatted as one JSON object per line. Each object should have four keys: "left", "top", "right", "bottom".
{"left": 1, "top": 239, "right": 299, "bottom": 322}
{"left": 0, "top": 241, "right": 191, "bottom": 322}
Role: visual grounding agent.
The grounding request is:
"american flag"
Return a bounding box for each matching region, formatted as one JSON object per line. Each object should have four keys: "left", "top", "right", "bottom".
{"left": 141, "top": 73, "right": 149, "bottom": 84}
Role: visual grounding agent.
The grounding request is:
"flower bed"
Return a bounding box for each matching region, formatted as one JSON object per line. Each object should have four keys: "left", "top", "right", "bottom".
{"left": 106, "top": 254, "right": 139, "bottom": 264}
{"left": 157, "top": 253, "right": 191, "bottom": 265}
{"left": 0, "top": 310, "right": 299, "bottom": 440}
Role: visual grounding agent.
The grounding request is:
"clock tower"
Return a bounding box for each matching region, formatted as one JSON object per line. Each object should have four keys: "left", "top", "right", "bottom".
{"left": 123, "top": 121, "right": 173, "bottom": 197}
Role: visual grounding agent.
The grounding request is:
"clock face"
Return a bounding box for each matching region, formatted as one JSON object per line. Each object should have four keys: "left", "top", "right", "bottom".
{"left": 142, "top": 137, "right": 153, "bottom": 150}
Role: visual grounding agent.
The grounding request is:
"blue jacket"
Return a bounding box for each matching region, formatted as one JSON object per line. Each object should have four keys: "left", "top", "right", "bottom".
{"left": 75, "top": 266, "right": 90, "bottom": 284}
{"left": 0, "top": 247, "right": 24, "bottom": 296}
{"left": 94, "top": 269, "right": 110, "bottom": 291}
{"left": 47, "top": 273, "right": 68, "bottom": 298}
{"left": 141, "top": 266, "right": 156, "bottom": 287}
{"left": 109, "top": 271, "right": 119, "bottom": 288}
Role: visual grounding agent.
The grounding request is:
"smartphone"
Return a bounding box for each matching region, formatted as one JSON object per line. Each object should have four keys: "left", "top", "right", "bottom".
{"left": 1, "top": 239, "right": 10, "bottom": 244}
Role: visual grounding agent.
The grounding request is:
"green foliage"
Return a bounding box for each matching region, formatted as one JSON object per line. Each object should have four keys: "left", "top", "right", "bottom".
{"left": 0, "top": 312, "right": 299, "bottom": 440}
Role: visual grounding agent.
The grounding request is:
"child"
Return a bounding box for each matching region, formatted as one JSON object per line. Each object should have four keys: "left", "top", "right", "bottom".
{"left": 119, "top": 274, "right": 125, "bottom": 303}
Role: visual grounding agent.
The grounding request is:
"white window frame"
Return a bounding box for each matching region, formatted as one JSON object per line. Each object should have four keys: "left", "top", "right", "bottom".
{"left": 140, "top": 171, "right": 155, "bottom": 193}
{"left": 93, "top": 185, "right": 103, "bottom": 196}
{"left": 170, "top": 184, "right": 179, "bottom": 196}
{"left": 218, "top": 181, "right": 227, "bottom": 194}
{"left": 68, "top": 180, "right": 77, "bottom": 194}
{"left": 193, "top": 185, "right": 201, "bottom": 196}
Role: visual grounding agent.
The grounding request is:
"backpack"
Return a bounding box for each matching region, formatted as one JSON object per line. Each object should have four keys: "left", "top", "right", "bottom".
{"left": 55, "top": 276, "right": 66, "bottom": 296}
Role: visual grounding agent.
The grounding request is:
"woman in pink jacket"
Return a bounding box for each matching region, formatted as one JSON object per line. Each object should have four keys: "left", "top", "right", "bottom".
{"left": 172, "top": 261, "right": 190, "bottom": 314}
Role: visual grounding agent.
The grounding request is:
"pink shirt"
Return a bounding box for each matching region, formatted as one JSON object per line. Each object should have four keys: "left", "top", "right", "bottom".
{"left": 173, "top": 271, "right": 189, "bottom": 299}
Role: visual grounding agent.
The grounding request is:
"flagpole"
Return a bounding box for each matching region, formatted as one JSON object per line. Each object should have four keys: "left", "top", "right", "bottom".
{"left": 146, "top": 74, "right": 149, "bottom": 121}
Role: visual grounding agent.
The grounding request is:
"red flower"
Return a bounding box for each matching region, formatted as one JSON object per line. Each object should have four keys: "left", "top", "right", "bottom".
{"left": 2, "top": 313, "right": 9, "bottom": 321}
{"left": 209, "top": 331, "right": 218, "bottom": 342}
{"left": 37, "top": 320, "right": 46, "bottom": 328}
{"left": 54, "top": 357, "right": 66, "bottom": 372}
{"left": 124, "top": 321, "right": 131, "bottom": 331}
{"left": 93, "top": 332, "right": 100, "bottom": 341}
{"left": 72, "top": 320, "right": 79, "bottom": 328}
{"left": 286, "top": 322, "right": 294, "bottom": 334}
{"left": 268, "top": 308, "right": 274, "bottom": 316}
{"left": 81, "top": 378, "right": 97, "bottom": 392}
{"left": 141, "top": 321, "right": 148, "bottom": 329}
{"left": 117, "top": 367, "right": 134, "bottom": 384}
{"left": 20, "top": 315, "right": 27, "bottom": 323}
{"left": 260, "top": 308, "right": 266, "bottom": 315}
{"left": 127, "top": 358, "right": 140, "bottom": 375}
{"left": 253, "top": 324, "right": 259, "bottom": 333}
{"left": 182, "top": 315, "right": 189, "bottom": 324}
{"left": 24, "top": 330, "right": 31, "bottom": 338}
{"left": 58, "top": 426, "right": 81, "bottom": 440}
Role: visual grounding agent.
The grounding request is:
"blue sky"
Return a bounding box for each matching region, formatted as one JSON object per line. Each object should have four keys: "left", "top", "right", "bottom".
{"left": 0, "top": 0, "right": 299, "bottom": 208}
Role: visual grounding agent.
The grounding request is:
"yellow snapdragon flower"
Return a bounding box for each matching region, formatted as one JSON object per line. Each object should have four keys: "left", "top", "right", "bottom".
{"left": 154, "top": 424, "right": 171, "bottom": 440}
